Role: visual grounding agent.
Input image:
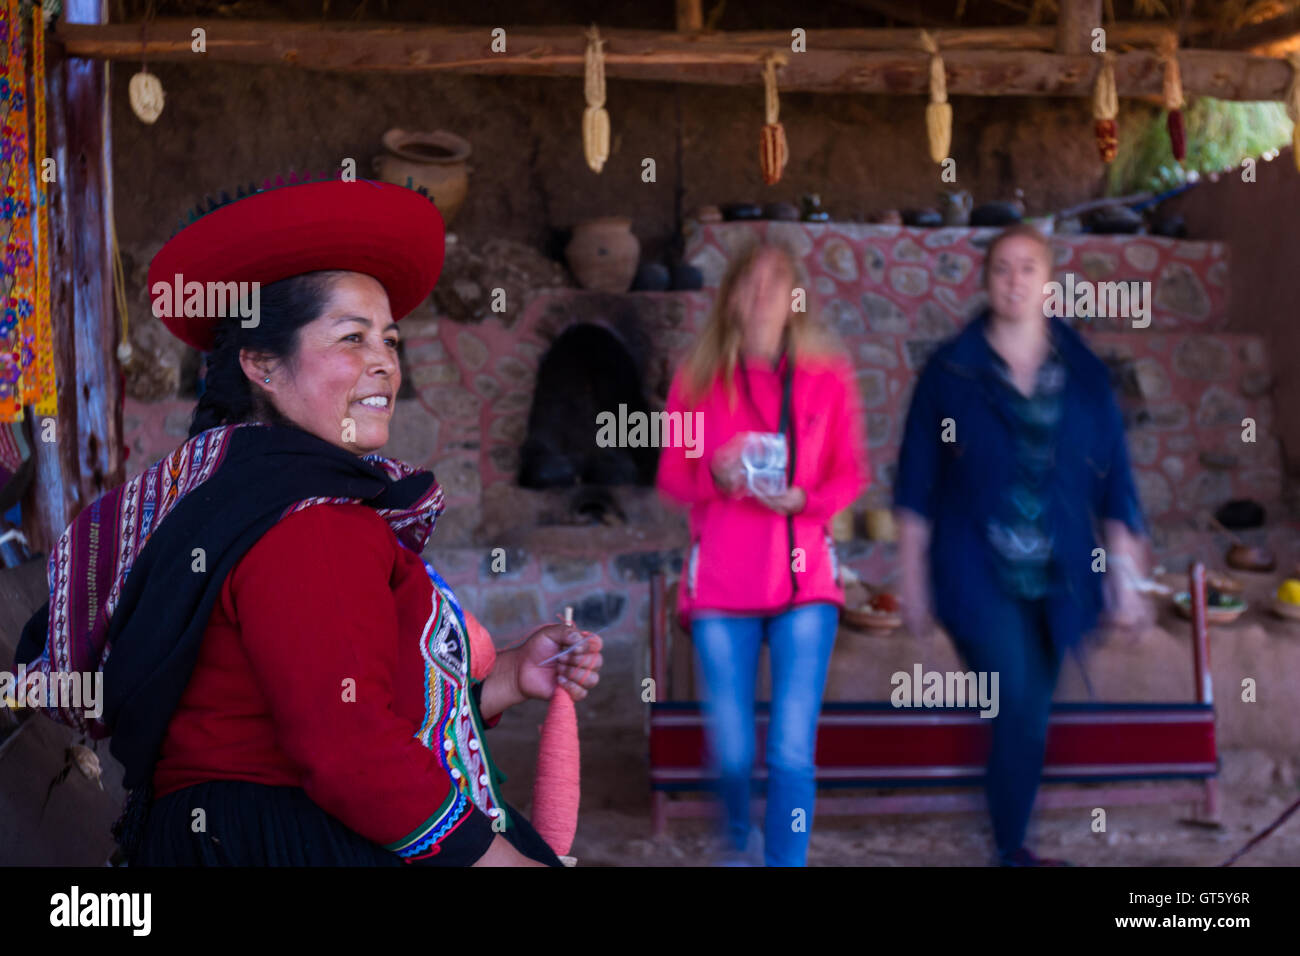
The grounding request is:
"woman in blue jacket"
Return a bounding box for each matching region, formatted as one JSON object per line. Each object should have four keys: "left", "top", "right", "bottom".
{"left": 894, "top": 224, "right": 1152, "bottom": 866}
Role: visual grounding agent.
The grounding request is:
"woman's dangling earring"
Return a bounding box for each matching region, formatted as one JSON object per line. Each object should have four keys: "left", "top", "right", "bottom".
{"left": 264, "top": 377, "right": 270, "bottom": 383}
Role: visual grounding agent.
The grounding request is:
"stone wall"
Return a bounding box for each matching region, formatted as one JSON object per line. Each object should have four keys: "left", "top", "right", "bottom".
{"left": 1162, "top": 146, "right": 1300, "bottom": 476}
{"left": 681, "top": 221, "right": 1284, "bottom": 583}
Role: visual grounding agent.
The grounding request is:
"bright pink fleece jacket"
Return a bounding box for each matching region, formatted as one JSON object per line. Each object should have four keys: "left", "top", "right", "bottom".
{"left": 656, "top": 351, "right": 870, "bottom": 627}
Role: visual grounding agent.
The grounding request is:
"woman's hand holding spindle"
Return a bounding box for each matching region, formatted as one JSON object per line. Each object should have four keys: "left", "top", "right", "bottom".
{"left": 515, "top": 622, "right": 604, "bottom": 702}
{"left": 1102, "top": 520, "right": 1155, "bottom": 635}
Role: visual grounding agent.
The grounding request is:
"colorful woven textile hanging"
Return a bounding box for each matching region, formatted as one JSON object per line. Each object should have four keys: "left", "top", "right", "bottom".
{"left": 0, "top": 0, "right": 56, "bottom": 423}
{"left": 30, "top": 0, "right": 52, "bottom": 415}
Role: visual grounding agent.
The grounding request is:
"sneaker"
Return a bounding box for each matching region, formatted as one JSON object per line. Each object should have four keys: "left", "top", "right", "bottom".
{"left": 1000, "top": 846, "right": 1072, "bottom": 867}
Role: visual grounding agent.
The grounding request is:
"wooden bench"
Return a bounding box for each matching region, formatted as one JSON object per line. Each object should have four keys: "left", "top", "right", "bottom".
{"left": 646, "top": 566, "right": 1219, "bottom": 836}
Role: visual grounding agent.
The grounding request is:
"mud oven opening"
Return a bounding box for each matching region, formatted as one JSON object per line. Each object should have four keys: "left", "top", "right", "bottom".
{"left": 475, "top": 291, "right": 701, "bottom": 554}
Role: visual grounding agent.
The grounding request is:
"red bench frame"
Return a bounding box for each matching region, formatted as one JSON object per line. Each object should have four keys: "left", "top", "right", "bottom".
{"left": 647, "top": 565, "right": 1219, "bottom": 836}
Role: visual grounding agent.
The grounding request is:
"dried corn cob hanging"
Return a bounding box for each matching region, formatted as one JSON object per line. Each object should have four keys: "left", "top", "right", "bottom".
{"left": 1160, "top": 36, "right": 1186, "bottom": 162}
{"left": 920, "top": 31, "right": 951, "bottom": 164}
{"left": 1092, "top": 52, "right": 1119, "bottom": 164}
{"left": 1287, "top": 53, "right": 1300, "bottom": 172}
{"left": 582, "top": 25, "right": 610, "bottom": 173}
{"left": 759, "top": 52, "right": 789, "bottom": 185}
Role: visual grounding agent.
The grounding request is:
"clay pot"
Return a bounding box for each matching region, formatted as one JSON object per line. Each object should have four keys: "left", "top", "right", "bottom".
{"left": 801, "top": 194, "right": 830, "bottom": 222}
{"left": 970, "top": 201, "right": 1023, "bottom": 227}
{"left": 903, "top": 208, "right": 942, "bottom": 228}
{"left": 939, "top": 190, "right": 973, "bottom": 226}
{"left": 632, "top": 262, "right": 671, "bottom": 292}
{"left": 565, "top": 217, "right": 640, "bottom": 293}
{"left": 372, "top": 128, "right": 472, "bottom": 226}
{"left": 670, "top": 262, "right": 703, "bottom": 291}
{"left": 763, "top": 201, "right": 801, "bottom": 221}
{"left": 1226, "top": 544, "right": 1275, "bottom": 573}
{"left": 721, "top": 202, "right": 763, "bottom": 221}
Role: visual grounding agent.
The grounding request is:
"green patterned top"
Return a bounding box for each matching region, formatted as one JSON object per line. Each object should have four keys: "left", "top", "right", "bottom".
{"left": 985, "top": 336, "right": 1067, "bottom": 600}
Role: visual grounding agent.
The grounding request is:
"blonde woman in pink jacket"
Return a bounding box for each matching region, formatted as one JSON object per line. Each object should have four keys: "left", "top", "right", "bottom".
{"left": 656, "top": 241, "right": 870, "bottom": 865}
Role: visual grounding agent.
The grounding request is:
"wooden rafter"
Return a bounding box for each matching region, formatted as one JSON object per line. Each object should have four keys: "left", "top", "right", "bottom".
{"left": 1217, "top": 8, "right": 1300, "bottom": 55}
{"left": 830, "top": 0, "right": 949, "bottom": 28}
{"left": 1057, "top": 0, "right": 1101, "bottom": 55}
{"left": 53, "top": 20, "right": 1293, "bottom": 101}
{"left": 675, "top": 0, "right": 702, "bottom": 32}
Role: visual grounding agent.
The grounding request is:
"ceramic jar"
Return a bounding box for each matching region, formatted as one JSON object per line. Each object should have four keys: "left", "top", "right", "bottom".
{"left": 372, "top": 128, "right": 472, "bottom": 226}
{"left": 565, "top": 217, "right": 640, "bottom": 293}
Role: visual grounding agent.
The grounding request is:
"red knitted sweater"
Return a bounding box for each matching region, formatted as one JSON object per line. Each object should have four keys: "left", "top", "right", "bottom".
{"left": 152, "top": 502, "right": 501, "bottom": 863}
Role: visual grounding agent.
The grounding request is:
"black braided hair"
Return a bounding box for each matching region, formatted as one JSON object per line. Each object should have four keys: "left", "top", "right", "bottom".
{"left": 188, "top": 271, "right": 347, "bottom": 439}
{"left": 110, "top": 783, "right": 152, "bottom": 863}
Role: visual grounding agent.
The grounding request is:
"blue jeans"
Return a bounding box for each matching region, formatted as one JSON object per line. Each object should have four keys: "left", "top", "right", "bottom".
{"left": 691, "top": 602, "right": 839, "bottom": 867}
{"left": 946, "top": 598, "right": 1063, "bottom": 861}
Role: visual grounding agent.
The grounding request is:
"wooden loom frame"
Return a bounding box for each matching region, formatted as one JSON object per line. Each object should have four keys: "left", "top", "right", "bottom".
{"left": 646, "top": 563, "right": 1218, "bottom": 836}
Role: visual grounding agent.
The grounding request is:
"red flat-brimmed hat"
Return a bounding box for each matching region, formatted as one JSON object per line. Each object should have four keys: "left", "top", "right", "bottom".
{"left": 148, "top": 174, "right": 446, "bottom": 352}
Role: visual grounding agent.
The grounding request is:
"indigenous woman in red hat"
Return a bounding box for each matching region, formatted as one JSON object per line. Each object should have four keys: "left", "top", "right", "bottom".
{"left": 15, "top": 175, "right": 601, "bottom": 867}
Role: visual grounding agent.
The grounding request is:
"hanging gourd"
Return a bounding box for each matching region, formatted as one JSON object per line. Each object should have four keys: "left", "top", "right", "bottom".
{"left": 1092, "top": 52, "right": 1119, "bottom": 164}
{"left": 582, "top": 25, "right": 610, "bottom": 173}
{"left": 920, "top": 31, "right": 951, "bottom": 164}
{"left": 1286, "top": 53, "right": 1300, "bottom": 172}
{"left": 1160, "top": 36, "right": 1186, "bottom": 162}
{"left": 129, "top": 67, "right": 165, "bottom": 124}
{"left": 759, "top": 52, "right": 789, "bottom": 186}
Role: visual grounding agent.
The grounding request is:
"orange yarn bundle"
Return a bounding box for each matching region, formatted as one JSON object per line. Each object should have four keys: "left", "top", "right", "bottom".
{"left": 531, "top": 687, "right": 580, "bottom": 857}
{"left": 463, "top": 607, "right": 583, "bottom": 860}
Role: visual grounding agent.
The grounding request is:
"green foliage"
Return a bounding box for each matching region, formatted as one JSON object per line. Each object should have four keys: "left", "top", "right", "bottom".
{"left": 1106, "top": 98, "right": 1292, "bottom": 196}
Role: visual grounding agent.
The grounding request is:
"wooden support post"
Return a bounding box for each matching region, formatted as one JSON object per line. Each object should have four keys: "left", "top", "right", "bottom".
{"left": 22, "top": 0, "right": 122, "bottom": 555}
{"left": 1057, "top": 0, "right": 1102, "bottom": 56}
{"left": 675, "top": 0, "right": 702, "bottom": 33}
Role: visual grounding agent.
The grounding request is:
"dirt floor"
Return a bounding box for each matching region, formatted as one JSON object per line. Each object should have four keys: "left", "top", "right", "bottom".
{"left": 484, "top": 594, "right": 1300, "bottom": 867}
{"left": 571, "top": 773, "right": 1300, "bottom": 867}
{"left": 487, "top": 697, "right": 1300, "bottom": 867}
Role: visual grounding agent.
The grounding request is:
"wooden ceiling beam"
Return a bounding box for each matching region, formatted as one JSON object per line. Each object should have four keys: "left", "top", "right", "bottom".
{"left": 55, "top": 20, "right": 1292, "bottom": 101}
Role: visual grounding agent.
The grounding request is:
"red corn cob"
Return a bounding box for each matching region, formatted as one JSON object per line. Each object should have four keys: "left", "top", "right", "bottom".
{"left": 1167, "top": 109, "right": 1186, "bottom": 162}
{"left": 1094, "top": 118, "right": 1118, "bottom": 164}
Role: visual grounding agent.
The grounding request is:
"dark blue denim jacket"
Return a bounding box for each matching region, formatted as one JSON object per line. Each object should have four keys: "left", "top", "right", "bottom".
{"left": 894, "top": 310, "right": 1146, "bottom": 651}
